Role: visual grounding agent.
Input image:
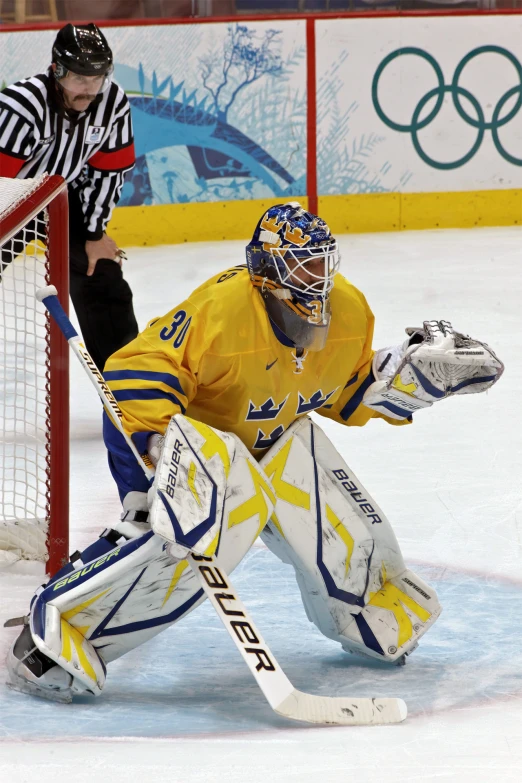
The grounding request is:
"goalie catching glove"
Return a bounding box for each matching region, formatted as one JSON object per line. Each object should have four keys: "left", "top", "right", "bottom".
{"left": 363, "top": 320, "right": 504, "bottom": 421}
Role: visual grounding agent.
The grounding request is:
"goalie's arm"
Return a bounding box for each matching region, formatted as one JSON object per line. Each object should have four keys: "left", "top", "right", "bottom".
{"left": 102, "top": 303, "right": 203, "bottom": 501}
{"left": 319, "top": 352, "right": 413, "bottom": 428}
{"left": 318, "top": 292, "right": 411, "bottom": 429}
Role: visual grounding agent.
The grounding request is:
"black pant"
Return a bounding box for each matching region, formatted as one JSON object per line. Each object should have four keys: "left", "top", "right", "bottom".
{"left": 1, "top": 187, "right": 139, "bottom": 372}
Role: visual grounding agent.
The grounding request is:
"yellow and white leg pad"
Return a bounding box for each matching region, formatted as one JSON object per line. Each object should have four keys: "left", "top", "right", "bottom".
{"left": 27, "top": 419, "right": 276, "bottom": 689}
{"left": 260, "top": 416, "right": 441, "bottom": 663}
{"left": 149, "top": 414, "right": 275, "bottom": 557}
{"left": 30, "top": 601, "right": 106, "bottom": 696}
{"left": 339, "top": 567, "right": 440, "bottom": 663}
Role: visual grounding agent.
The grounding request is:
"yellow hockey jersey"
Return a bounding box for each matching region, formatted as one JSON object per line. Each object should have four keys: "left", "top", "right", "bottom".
{"left": 104, "top": 265, "right": 406, "bottom": 463}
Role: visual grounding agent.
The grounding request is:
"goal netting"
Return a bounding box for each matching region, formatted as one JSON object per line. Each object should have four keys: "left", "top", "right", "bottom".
{"left": 0, "top": 174, "right": 69, "bottom": 573}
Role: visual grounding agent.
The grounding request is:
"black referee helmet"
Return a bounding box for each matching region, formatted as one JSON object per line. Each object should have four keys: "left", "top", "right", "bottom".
{"left": 52, "top": 23, "right": 113, "bottom": 80}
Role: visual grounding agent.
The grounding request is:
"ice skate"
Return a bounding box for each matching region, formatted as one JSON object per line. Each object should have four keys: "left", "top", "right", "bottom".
{"left": 6, "top": 624, "right": 74, "bottom": 703}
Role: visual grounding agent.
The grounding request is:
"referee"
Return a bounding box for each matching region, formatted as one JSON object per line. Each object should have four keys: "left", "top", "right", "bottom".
{"left": 0, "top": 23, "right": 139, "bottom": 371}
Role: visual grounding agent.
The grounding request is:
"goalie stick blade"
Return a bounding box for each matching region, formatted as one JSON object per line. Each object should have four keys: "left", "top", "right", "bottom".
{"left": 274, "top": 691, "right": 407, "bottom": 726}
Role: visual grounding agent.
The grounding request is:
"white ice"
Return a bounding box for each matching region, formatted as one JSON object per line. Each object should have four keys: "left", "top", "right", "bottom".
{"left": 1, "top": 226, "right": 521, "bottom": 783}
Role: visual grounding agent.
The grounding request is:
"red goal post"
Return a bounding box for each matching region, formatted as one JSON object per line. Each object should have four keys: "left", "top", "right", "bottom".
{"left": 0, "top": 174, "right": 69, "bottom": 575}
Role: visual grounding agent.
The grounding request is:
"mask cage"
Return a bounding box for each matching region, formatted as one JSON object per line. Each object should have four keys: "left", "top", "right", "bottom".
{"left": 269, "top": 241, "right": 340, "bottom": 303}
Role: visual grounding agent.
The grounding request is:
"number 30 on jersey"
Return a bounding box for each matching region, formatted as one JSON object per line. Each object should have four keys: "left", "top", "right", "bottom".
{"left": 159, "top": 309, "right": 192, "bottom": 348}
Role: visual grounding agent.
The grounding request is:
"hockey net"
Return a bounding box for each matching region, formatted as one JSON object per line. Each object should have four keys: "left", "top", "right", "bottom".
{"left": 0, "top": 174, "right": 69, "bottom": 574}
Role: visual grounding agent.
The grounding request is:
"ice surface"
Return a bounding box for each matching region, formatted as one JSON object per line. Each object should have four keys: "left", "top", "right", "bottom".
{"left": 1, "top": 226, "right": 521, "bottom": 782}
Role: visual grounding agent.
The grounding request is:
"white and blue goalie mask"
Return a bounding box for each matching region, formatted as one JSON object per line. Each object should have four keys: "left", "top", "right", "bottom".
{"left": 246, "top": 202, "right": 340, "bottom": 351}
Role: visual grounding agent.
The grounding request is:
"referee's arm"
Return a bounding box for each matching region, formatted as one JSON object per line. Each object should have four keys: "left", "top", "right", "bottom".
{"left": 0, "top": 105, "right": 36, "bottom": 177}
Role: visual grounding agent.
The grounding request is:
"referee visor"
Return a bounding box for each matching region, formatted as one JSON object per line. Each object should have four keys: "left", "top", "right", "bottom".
{"left": 54, "top": 64, "right": 114, "bottom": 95}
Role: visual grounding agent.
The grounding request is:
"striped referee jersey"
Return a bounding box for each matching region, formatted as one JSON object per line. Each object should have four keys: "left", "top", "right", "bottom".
{"left": 0, "top": 71, "right": 135, "bottom": 239}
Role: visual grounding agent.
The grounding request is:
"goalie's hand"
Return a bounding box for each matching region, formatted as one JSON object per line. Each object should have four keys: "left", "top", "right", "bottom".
{"left": 147, "top": 433, "right": 164, "bottom": 467}
{"left": 363, "top": 320, "right": 504, "bottom": 420}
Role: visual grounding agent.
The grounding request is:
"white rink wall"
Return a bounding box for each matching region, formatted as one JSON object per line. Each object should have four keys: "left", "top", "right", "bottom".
{"left": 317, "top": 15, "right": 522, "bottom": 194}
{"left": 2, "top": 14, "right": 521, "bottom": 238}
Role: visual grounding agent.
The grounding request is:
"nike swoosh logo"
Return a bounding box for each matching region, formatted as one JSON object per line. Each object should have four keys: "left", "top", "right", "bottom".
{"left": 266, "top": 359, "right": 278, "bottom": 370}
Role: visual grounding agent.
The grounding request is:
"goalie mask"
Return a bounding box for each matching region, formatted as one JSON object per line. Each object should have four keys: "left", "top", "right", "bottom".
{"left": 246, "top": 202, "right": 340, "bottom": 351}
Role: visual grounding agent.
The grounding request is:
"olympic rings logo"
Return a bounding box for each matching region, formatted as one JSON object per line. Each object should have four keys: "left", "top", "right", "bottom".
{"left": 372, "top": 46, "right": 522, "bottom": 169}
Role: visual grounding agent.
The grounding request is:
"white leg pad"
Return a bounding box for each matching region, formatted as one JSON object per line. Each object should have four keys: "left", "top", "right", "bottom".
{"left": 260, "top": 417, "right": 441, "bottom": 663}
{"left": 149, "top": 414, "right": 274, "bottom": 557}
{"left": 31, "top": 604, "right": 106, "bottom": 696}
{"left": 337, "top": 567, "right": 441, "bottom": 663}
{"left": 28, "top": 445, "right": 275, "bottom": 684}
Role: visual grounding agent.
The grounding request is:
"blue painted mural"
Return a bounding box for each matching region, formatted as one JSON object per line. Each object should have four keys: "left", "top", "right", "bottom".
{"left": 115, "top": 24, "right": 307, "bottom": 207}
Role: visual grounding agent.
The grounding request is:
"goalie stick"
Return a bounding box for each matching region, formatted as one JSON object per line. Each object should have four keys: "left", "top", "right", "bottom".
{"left": 37, "top": 284, "right": 407, "bottom": 727}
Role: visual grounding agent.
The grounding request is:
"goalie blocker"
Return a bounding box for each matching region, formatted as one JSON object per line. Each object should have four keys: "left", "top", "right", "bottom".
{"left": 7, "top": 413, "right": 439, "bottom": 702}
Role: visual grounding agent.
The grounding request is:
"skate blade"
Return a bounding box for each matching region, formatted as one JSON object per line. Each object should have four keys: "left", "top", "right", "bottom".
{"left": 6, "top": 677, "right": 72, "bottom": 704}
{"left": 4, "top": 616, "right": 28, "bottom": 628}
